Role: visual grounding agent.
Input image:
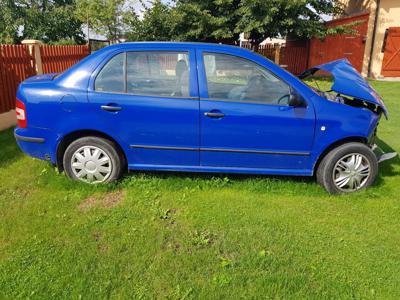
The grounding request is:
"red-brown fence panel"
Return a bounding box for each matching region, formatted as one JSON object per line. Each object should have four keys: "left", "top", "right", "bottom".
{"left": 309, "top": 13, "right": 369, "bottom": 73}
{"left": 0, "top": 45, "right": 36, "bottom": 114}
{"left": 238, "top": 43, "right": 307, "bottom": 75}
{"left": 40, "top": 45, "right": 90, "bottom": 74}
{"left": 257, "top": 44, "right": 275, "bottom": 61}
{"left": 280, "top": 46, "right": 308, "bottom": 75}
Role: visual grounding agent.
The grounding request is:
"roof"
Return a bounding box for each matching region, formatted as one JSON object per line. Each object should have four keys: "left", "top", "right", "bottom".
{"left": 98, "top": 41, "right": 247, "bottom": 53}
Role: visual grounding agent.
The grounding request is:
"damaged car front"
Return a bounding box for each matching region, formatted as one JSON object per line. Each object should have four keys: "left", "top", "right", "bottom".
{"left": 299, "top": 58, "right": 396, "bottom": 164}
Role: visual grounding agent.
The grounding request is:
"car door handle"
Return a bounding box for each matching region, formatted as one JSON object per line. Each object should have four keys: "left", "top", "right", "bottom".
{"left": 101, "top": 105, "right": 122, "bottom": 112}
{"left": 204, "top": 111, "right": 225, "bottom": 118}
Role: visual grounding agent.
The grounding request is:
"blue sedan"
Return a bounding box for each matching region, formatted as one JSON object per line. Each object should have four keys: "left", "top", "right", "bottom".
{"left": 14, "top": 42, "right": 394, "bottom": 193}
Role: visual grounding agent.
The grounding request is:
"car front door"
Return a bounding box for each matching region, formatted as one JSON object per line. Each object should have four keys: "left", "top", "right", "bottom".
{"left": 88, "top": 48, "right": 199, "bottom": 167}
{"left": 197, "top": 50, "right": 315, "bottom": 173}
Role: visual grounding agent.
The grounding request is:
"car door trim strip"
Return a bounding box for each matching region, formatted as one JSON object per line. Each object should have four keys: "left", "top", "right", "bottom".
{"left": 130, "top": 145, "right": 198, "bottom": 151}
{"left": 130, "top": 145, "right": 310, "bottom": 156}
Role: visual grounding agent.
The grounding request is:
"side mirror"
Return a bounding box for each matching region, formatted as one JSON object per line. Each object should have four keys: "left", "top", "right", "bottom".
{"left": 288, "top": 93, "right": 306, "bottom": 107}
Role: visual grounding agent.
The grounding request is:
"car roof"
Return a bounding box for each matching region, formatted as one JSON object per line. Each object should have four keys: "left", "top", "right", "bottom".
{"left": 97, "top": 42, "right": 249, "bottom": 54}
{"left": 106, "top": 41, "right": 238, "bottom": 48}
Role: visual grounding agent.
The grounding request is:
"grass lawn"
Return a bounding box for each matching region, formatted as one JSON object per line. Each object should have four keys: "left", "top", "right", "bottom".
{"left": 0, "top": 80, "right": 399, "bottom": 299}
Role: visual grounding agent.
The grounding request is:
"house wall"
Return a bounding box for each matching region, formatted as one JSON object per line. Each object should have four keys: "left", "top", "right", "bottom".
{"left": 373, "top": 0, "right": 400, "bottom": 77}
{"left": 340, "top": 0, "right": 400, "bottom": 77}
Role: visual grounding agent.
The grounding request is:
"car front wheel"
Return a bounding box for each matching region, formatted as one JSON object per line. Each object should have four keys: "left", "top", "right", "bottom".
{"left": 63, "top": 136, "right": 123, "bottom": 183}
{"left": 316, "top": 142, "right": 378, "bottom": 194}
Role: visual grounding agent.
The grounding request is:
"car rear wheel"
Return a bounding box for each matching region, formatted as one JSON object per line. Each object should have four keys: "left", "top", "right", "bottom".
{"left": 316, "top": 142, "right": 378, "bottom": 194}
{"left": 63, "top": 136, "right": 123, "bottom": 183}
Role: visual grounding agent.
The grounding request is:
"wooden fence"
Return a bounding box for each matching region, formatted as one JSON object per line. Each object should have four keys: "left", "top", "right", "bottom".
{"left": 280, "top": 46, "right": 308, "bottom": 75}
{"left": 257, "top": 44, "right": 275, "bottom": 61}
{"left": 239, "top": 41, "right": 308, "bottom": 75}
{"left": 0, "top": 45, "right": 36, "bottom": 114}
{"left": 241, "top": 43, "right": 275, "bottom": 60}
{"left": 41, "top": 45, "right": 90, "bottom": 74}
{"left": 0, "top": 44, "right": 89, "bottom": 114}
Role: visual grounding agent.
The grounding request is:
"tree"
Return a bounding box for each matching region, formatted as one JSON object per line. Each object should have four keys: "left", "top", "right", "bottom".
{"left": 235, "top": 0, "right": 347, "bottom": 46}
{"left": 125, "top": 0, "right": 178, "bottom": 41}
{"left": 22, "top": 0, "right": 85, "bottom": 44}
{"left": 76, "top": 0, "right": 136, "bottom": 42}
{"left": 0, "top": 0, "right": 85, "bottom": 44}
{"left": 173, "top": 0, "right": 241, "bottom": 43}
{"left": 0, "top": 1, "right": 22, "bottom": 44}
{"left": 127, "top": 0, "right": 350, "bottom": 46}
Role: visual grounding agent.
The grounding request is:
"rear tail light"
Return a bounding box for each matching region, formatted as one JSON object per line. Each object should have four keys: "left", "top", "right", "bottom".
{"left": 16, "top": 98, "right": 27, "bottom": 128}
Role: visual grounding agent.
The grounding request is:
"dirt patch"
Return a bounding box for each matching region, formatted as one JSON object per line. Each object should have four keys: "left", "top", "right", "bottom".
{"left": 103, "top": 190, "right": 125, "bottom": 208}
{"left": 78, "top": 195, "right": 98, "bottom": 211}
{"left": 78, "top": 190, "right": 125, "bottom": 212}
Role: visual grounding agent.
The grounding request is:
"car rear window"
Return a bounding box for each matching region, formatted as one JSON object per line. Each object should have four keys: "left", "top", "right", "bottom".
{"left": 94, "top": 51, "right": 190, "bottom": 98}
{"left": 126, "top": 52, "right": 189, "bottom": 97}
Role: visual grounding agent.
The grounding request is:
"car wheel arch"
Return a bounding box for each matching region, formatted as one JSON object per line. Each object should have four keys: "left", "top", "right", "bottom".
{"left": 56, "top": 129, "right": 127, "bottom": 172}
{"left": 312, "top": 136, "right": 368, "bottom": 175}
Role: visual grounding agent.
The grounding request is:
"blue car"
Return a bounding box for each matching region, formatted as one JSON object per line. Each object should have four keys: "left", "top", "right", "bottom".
{"left": 14, "top": 42, "right": 395, "bottom": 193}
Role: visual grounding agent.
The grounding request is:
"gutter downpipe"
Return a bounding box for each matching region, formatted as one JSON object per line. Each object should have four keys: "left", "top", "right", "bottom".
{"left": 367, "top": 0, "right": 381, "bottom": 78}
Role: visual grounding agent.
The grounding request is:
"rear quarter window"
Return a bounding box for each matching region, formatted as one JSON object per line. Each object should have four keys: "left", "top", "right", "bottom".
{"left": 95, "top": 53, "right": 125, "bottom": 93}
{"left": 126, "top": 52, "right": 189, "bottom": 97}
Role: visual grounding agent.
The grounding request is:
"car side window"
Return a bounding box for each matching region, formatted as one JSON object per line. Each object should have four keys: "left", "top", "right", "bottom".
{"left": 203, "top": 53, "right": 291, "bottom": 105}
{"left": 95, "top": 53, "right": 125, "bottom": 93}
{"left": 127, "top": 52, "right": 190, "bottom": 97}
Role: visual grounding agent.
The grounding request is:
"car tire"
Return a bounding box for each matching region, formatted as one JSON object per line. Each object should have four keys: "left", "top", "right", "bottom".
{"left": 316, "top": 142, "right": 378, "bottom": 194}
{"left": 63, "top": 136, "right": 123, "bottom": 183}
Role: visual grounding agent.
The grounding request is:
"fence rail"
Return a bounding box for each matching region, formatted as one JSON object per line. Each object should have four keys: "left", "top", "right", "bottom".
{"left": 0, "top": 44, "right": 89, "bottom": 114}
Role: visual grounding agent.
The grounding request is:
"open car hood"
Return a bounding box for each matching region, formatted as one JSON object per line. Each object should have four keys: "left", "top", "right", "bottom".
{"left": 299, "top": 59, "right": 388, "bottom": 117}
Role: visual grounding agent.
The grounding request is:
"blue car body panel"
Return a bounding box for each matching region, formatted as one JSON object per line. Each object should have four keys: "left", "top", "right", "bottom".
{"left": 14, "top": 42, "right": 384, "bottom": 177}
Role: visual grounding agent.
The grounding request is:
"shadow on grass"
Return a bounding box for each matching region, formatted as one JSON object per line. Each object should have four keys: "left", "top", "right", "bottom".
{"left": 0, "top": 127, "right": 23, "bottom": 167}
{"left": 124, "top": 168, "right": 315, "bottom": 185}
{"left": 122, "top": 138, "right": 398, "bottom": 191}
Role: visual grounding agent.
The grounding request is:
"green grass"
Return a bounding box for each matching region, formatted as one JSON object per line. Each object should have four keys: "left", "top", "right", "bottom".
{"left": 0, "top": 80, "right": 399, "bottom": 299}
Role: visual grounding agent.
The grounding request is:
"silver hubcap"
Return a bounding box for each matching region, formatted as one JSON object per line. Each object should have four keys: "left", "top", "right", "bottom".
{"left": 71, "top": 146, "right": 112, "bottom": 183}
{"left": 333, "top": 153, "right": 371, "bottom": 192}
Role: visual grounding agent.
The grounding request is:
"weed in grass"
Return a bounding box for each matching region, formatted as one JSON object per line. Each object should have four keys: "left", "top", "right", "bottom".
{"left": 190, "top": 230, "right": 214, "bottom": 248}
{"left": 219, "top": 256, "right": 233, "bottom": 268}
{"left": 212, "top": 273, "right": 232, "bottom": 287}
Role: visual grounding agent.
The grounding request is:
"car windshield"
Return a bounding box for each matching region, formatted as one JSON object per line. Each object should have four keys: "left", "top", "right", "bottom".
{"left": 301, "top": 76, "right": 334, "bottom": 97}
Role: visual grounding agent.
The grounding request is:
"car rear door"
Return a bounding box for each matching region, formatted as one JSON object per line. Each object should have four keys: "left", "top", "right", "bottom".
{"left": 197, "top": 49, "right": 315, "bottom": 173}
{"left": 88, "top": 47, "right": 200, "bottom": 167}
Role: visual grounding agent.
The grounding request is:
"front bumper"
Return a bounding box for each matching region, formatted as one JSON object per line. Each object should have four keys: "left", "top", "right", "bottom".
{"left": 372, "top": 144, "right": 398, "bottom": 163}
